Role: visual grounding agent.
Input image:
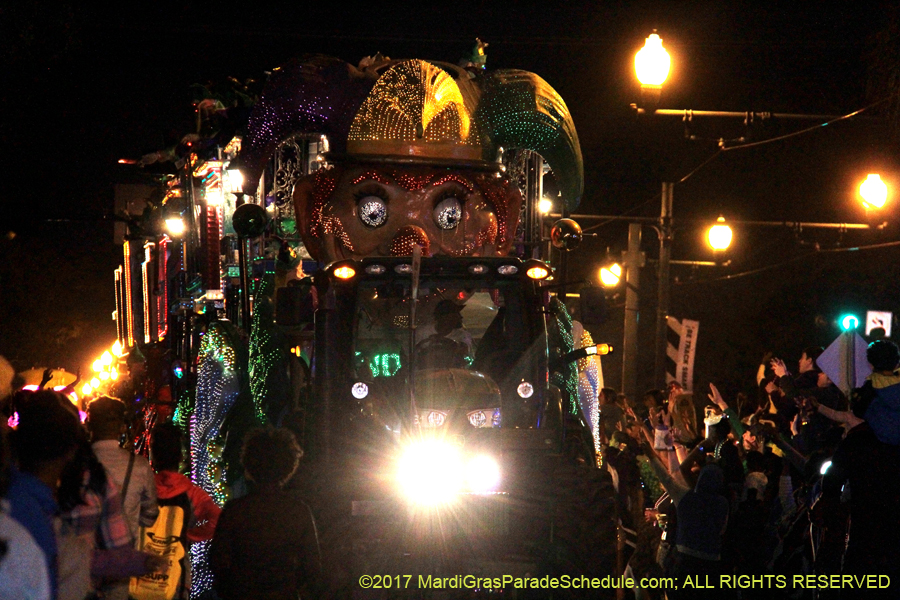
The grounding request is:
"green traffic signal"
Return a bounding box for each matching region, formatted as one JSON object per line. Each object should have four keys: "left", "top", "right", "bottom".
{"left": 840, "top": 314, "right": 860, "bottom": 331}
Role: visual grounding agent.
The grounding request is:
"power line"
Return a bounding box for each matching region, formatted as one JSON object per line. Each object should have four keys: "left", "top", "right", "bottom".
{"left": 674, "top": 240, "right": 900, "bottom": 286}
{"left": 719, "top": 97, "right": 892, "bottom": 151}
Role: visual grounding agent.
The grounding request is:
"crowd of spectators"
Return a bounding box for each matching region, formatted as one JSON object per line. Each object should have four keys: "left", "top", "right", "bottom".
{"left": 0, "top": 356, "right": 319, "bottom": 600}
{"left": 2, "top": 333, "right": 899, "bottom": 600}
{"left": 602, "top": 341, "right": 900, "bottom": 599}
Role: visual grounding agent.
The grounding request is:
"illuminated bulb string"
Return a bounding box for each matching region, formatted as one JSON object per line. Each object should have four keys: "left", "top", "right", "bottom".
{"left": 577, "top": 330, "right": 602, "bottom": 458}
{"left": 351, "top": 170, "right": 475, "bottom": 193}
{"left": 191, "top": 324, "right": 240, "bottom": 597}
{"left": 189, "top": 540, "right": 213, "bottom": 600}
{"left": 123, "top": 242, "right": 134, "bottom": 347}
{"left": 369, "top": 353, "right": 402, "bottom": 377}
{"left": 308, "top": 169, "right": 337, "bottom": 239}
{"left": 114, "top": 267, "right": 123, "bottom": 345}
{"left": 142, "top": 242, "right": 153, "bottom": 344}
{"left": 157, "top": 237, "right": 169, "bottom": 340}
{"left": 348, "top": 60, "right": 475, "bottom": 144}
{"left": 248, "top": 275, "right": 286, "bottom": 422}
{"left": 548, "top": 298, "right": 578, "bottom": 416}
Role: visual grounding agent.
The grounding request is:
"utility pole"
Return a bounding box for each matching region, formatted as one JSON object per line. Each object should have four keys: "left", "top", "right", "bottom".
{"left": 654, "top": 182, "right": 674, "bottom": 388}
{"left": 621, "top": 223, "right": 643, "bottom": 401}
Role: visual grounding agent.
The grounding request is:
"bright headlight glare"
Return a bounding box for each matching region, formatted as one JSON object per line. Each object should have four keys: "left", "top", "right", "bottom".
{"left": 397, "top": 440, "right": 464, "bottom": 505}
{"left": 517, "top": 381, "right": 534, "bottom": 398}
{"left": 820, "top": 460, "right": 832, "bottom": 476}
{"left": 466, "top": 455, "right": 501, "bottom": 493}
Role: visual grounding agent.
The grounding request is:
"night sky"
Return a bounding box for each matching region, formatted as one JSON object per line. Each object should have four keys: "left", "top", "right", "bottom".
{"left": 2, "top": 1, "right": 898, "bottom": 398}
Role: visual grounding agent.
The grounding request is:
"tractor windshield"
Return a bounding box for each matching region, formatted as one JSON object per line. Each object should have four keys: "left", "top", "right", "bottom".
{"left": 352, "top": 276, "right": 547, "bottom": 430}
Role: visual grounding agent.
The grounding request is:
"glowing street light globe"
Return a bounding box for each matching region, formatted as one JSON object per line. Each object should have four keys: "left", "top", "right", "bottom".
{"left": 538, "top": 197, "right": 553, "bottom": 215}
{"left": 225, "top": 165, "right": 245, "bottom": 195}
{"left": 165, "top": 217, "right": 186, "bottom": 236}
{"left": 599, "top": 263, "right": 622, "bottom": 287}
{"left": 635, "top": 33, "right": 671, "bottom": 87}
{"left": 859, "top": 174, "right": 887, "bottom": 209}
{"left": 707, "top": 217, "right": 733, "bottom": 251}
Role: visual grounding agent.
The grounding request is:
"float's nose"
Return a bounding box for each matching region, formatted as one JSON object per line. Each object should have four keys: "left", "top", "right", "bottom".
{"left": 390, "top": 225, "right": 430, "bottom": 256}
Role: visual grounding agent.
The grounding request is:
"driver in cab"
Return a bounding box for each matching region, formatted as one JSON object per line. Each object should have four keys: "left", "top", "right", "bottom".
{"left": 416, "top": 299, "right": 474, "bottom": 369}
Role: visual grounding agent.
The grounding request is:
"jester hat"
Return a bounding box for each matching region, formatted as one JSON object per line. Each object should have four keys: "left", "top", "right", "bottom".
{"left": 237, "top": 53, "right": 584, "bottom": 210}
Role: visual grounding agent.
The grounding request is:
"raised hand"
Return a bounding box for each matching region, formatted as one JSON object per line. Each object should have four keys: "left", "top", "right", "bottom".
{"left": 708, "top": 383, "right": 727, "bottom": 411}
{"left": 790, "top": 413, "right": 801, "bottom": 437}
{"left": 39, "top": 368, "right": 53, "bottom": 389}
{"left": 770, "top": 358, "right": 788, "bottom": 378}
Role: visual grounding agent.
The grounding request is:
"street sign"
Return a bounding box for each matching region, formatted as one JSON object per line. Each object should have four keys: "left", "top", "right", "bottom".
{"left": 865, "top": 310, "right": 892, "bottom": 337}
{"left": 666, "top": 317, "right": 699, "bottom": 392}
{"left": 817, "top": 332, "right": 871, "bottom": 395}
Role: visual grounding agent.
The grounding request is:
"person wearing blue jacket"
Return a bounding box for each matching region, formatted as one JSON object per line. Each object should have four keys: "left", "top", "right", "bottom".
{"left": 859, "top": 339, "right": 900, "bottom": 446}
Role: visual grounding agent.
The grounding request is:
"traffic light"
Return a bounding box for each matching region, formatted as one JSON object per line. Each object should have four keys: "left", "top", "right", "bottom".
{"left": 840, "top": 314, "right": 860, "bottom": 331}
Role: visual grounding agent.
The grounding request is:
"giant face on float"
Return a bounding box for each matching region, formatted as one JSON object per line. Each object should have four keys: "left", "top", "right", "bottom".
{"left": 237, "top": 54, "right": 583, "bottom": 261}
{"left": 293, "top": 164, "right": 518, "bottom": 262}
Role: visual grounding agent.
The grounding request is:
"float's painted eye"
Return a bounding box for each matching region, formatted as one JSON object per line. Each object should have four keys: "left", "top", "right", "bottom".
{"left": 358, "top": 196, "right": 388, "bottom": 227}
{"left": 434, "top": 197, "right": 462, "bottom": 230}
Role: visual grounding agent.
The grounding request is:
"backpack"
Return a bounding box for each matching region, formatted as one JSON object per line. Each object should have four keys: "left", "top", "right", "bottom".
{"left": 129, "top": 492, "right": 191, "bottom": 600}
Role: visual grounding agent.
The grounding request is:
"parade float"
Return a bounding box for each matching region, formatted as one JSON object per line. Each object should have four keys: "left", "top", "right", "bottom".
{"left": 112, "top": 44, "right": 616, "bottom": 597}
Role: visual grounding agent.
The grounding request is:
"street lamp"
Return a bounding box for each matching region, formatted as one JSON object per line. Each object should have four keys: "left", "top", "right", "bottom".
{"left": 599, "top": 263, "right": 622, "bottom": 287}
{"left": 707, "top": 216, "right": 733, "bottom": 251}
{"left": 165, "top": 216, "right": 186, "bottom": 236}
{"left": 859, "top": 174, "right": 888, "bottom": 210}
{"left": 635, "top": 33, "right": 670, "bottom": 87}
{"left": 225, "top": 164, "right": 245, "bottom": 195}
{"left": 538, "top": 197, "right": 553, "bottom": 215}
{"left": 635, "top": 32, "right": 670, "bottom": 107}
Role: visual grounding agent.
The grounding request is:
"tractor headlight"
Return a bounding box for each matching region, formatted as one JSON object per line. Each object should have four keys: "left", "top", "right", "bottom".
{"left": 397, "top": 441, "right": 502, "bottom": 504}
{"left": 466, "top": 455, "right": 501, "bottom": 494}
{"left": 397, "top": 440, "right": 464, "bottom": 505}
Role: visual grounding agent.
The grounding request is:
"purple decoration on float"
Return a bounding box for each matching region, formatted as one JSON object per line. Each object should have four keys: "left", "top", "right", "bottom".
{"left": 237, "top": 56, "right": 378, "bottom": 194}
